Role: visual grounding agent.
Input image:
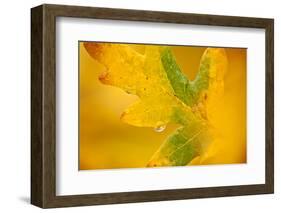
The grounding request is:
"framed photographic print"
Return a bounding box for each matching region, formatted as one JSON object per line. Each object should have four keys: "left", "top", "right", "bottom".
{"left": 31, "top": 4, "right": 274, "bottom": 208}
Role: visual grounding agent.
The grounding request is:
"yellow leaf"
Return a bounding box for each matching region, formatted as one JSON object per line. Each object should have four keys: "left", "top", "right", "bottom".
{"left": 84, "top": 42, "right": 227, "bottom": 167}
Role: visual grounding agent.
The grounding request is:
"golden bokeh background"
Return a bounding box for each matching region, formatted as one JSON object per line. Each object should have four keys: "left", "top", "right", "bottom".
{"left": 79, "top": 42, "right": 246, "bottom": 170}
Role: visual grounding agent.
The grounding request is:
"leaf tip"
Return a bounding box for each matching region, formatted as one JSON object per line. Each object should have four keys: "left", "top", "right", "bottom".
{"left": 98, "top": 71, "right": 110, "bottom": 84}
{"left": 83, "top": 42, "right": 104, "bottom": 61}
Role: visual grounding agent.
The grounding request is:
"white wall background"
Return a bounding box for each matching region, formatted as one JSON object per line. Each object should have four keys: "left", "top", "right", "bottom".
{"left": 0, "top": 0, "right": 279, "bottom": 212}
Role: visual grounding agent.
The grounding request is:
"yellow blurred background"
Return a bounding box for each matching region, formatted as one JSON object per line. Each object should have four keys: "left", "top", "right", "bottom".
{"left": 79, "top": 42, "right": 246, "bottom": 170}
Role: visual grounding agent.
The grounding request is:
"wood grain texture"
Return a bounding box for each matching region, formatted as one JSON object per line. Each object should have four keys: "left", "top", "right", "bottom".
{"left": 265, "top": 20, "right": 274, "bottom": 193}
{"left": 31, "top": 4, "right": 274, "bottom": 208}
{"left": 31, "top": 5, "right": 43, "bottom": 207}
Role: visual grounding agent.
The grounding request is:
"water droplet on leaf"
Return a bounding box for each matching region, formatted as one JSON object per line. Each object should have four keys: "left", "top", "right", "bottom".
{"left": 154, "top": 125, "right": 166, "bottom": 132}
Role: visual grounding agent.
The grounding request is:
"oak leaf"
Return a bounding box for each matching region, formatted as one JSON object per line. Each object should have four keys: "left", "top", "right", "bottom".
{"left": 84, "top": 42, "right": 227, "bottom": 167}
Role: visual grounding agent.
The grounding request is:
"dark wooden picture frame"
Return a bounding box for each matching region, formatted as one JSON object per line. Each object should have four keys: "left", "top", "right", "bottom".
{"left": 31, "top": 4, "right": 274, "bottom": 208}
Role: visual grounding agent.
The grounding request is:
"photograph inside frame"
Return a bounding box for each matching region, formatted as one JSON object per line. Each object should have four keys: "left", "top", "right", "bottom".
{"left": 79, "top": 41, "right": 247, "bottom": 170}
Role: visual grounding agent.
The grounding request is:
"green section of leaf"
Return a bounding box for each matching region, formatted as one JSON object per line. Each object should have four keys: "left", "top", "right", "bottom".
{"left": 147, "top": 121, "right": 211, "bottom": 167}
{"left": 191, "top": 56, "right": 210, "bottom": 98}
{"left": 160, "top": 47, "right": 195, "bottom": 106}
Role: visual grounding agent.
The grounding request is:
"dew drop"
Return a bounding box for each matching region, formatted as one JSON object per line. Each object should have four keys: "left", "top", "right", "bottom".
{"left": 154, "top": 125, "right": 166, "bottom": 133}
